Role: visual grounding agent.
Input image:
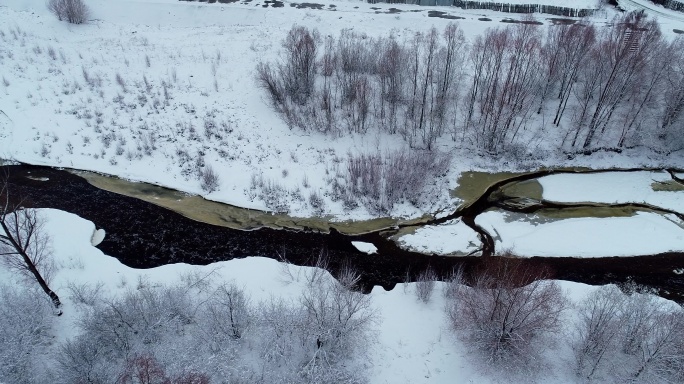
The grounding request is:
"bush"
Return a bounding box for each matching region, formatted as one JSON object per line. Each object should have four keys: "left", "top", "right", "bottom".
{"left": 415, "top": 267, "right": 437, "bottom": 303}
{"left": 47, "top": 0, "right": 90, "bottom": 24}
{"left": 571, "top": 285, "right": 684, "bottom": 382}
{"left": 0, "top": 285, "right": 55, "bottom": 382}
{"left": 299, "top": 263, "right": 376, "bottom": 360}
{"left": 343, "top": 149, "right": 451, "bottom": 213}
{"left": 447, "top": 258, "right": 568, "bottom": 366}
{"left": 200, "top": 165, "right": 220, "bottom": 193}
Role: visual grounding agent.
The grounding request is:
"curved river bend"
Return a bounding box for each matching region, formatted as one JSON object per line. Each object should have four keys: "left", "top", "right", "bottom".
{"left": 4, "top": 164, "right": 684, "bottom": 303}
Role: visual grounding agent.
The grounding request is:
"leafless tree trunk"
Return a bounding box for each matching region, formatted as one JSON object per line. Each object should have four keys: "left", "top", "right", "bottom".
{"left": 464, "top": 23, "right": 542, "bottom": 153}
{"left": 282, "top": 26, "right": 319, "bottom": 105}
{"left": 659, "top": 37, "right": 684, "bottom": 149}
{"left": 553, "top": 22, "right": 596, "bottom": 130}
{"left": 319, "top": 35, "right": 338, "bottom": 134}
{"left": 439, "top": 23, "right": 466, "bottom": 142}
{"left": 537, "top": 26, "right": 564, "bottom": 115}
{"left": 617, "top": 38, "right": 672, "bottom": 147}
{"left": 417, "top": 28, "right": 439, "bottom": 149}
{"left": 581, "top": 11, "right": 663, "bottom": 149}
{"left": 1, "top": 178, "right": 62, "bottom": 312}
{"left": 377, "top": 37, "right": 404, "bottom": 134}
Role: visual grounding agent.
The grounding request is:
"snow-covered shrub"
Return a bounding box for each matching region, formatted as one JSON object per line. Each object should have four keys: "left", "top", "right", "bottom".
{"left": 77, "top": 285, "right": 197, "bottom": 358}
{"left": 572, "top": 285, "right": 684, "bottom": 382}
{"left": 66, "top": 281, "right": 105, "bottom": 307}
{"left": 343, "top": 149, "right": 450, "bottom": 213}
{"left": 415, "top": 267, "right": 437, "bottom": 303}
{"left": 249, "top": 174, "right": 291, "bottom": 213}
{"left": 299, "top": 265, "right": 376, "bottom": 363}
{"left": 58, "top": 335, "right": 117, "bottom": 383}
{"left": 202, "top": 283, "right": 253, "bottom": 350}
{"left": 308, "top": 190, "right": 325, "bottom": 215}
{"left": 199, "top": 164, "right": 220, "bottom": 193}
{"left": 48, "top": 0, "right": 89, "bottom": 24}
{"left": 0, "top": 285, "right": 54, "bottom": 382}
{"left": 447, "top": 259, "right": 568, "bottom": 367}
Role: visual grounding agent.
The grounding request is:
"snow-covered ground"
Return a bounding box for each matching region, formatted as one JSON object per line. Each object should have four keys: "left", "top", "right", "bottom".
{"left": 619, "top": 0, "right": 684, "bottom": 25}
{"left": 538, "top": 171, "right": 684, "bottom": 212}
{"left": 396, "top": 219, "right": 480, "bottom": 255}
{"left": 476, "top": 210, "right": 684, "bottom": 257}
{"left": 4, "top": 208, "right": 676, "bottom": 383}
{"left": 454, "top": 0, "right": 600, "bottom": 6}
{"left": 1, "top": 0, "right": 683, "bottom": 222}
{"left": 2, "top": 0, "right": 684, "bottom": 381}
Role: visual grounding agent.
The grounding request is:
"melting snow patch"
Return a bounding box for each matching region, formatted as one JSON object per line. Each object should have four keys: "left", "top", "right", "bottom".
{"left": 352, "top": 241, "right": 377, "bottom": 254}
{"left": 397, "top": 219, "right": 480, "bottom": 255}
{"left": 91, "top": 228, "right": 106, "bottom": 246}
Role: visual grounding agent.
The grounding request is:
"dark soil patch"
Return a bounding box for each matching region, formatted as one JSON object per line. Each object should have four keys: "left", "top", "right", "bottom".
{"left": 501, "top": 18, "right": 543, "bottom": 25}
{"left": 375, "top": 7, "right": 402, "bottom": 14}
{"left": 3, "top": 164, "right": 684, "bottom": 303}
{"left": 478, "top": 17, "right": 491, "bottom": 21}
{"left": 548, "top": 18, "right": 577, "bottom": 25}
{"left": 427, "top": 10, "right": 465, "bottom": 19}
{"left": 674, "top": 29, "right": 684, "bottom": 34}
{"left": 263, "top": 0, "right": 284, "bottom": 7}
{"left": 291, "top": 2, "right": 324, "bottom": 9}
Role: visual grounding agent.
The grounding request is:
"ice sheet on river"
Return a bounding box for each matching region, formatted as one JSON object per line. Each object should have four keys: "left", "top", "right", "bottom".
{"left": 397, "top": 219, "right": 480, "bottom": 255}
{"left": 476, "top": 211, "right": 684, "bottom": 257}
{"left": 537, "top": 171, "right": 684, "bottom": 213}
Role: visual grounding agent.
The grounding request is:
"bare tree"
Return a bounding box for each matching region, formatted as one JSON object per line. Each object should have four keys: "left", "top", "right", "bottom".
{"left": 447, "top": 258, "right": 568, "bottom": 365}
{"left": 377, "top": 37, "right": 404, "bottom": 134}
{"left": 571, "top": 285, "right": 684, "bottom": 382}
{"left": 571, "top": 285, "right": 625, "bottom": 381}
{"left": 282, "top": 26, "right": 319, "bottom": 105}
{"left": 203, "top": 283, "right": 253, "bottom": 349}
{"left": 617, "top": 290, "right": 684, "bottom": 382}
{"left": 47, "top": 0, "right": 90, "bottom": 24}
{"left": 463, "top": 23, "right": 542, "bottom": 153}
{"left": 659, "top": 37, "right": 684, "bottom": 150}
{"left": 439, "top": 23, "right": 466, "bottom": 142}
{"left": 579, "top": 11, "right": 663, "bottom": 149}
{"left": 0, "top": 178, "right": 61, "bottom": 311}
{"left": 616, "top": 36, "right": 672, "bottom": 148}
{"left": 553, "top": 22, "right": 596, "bottom": 132}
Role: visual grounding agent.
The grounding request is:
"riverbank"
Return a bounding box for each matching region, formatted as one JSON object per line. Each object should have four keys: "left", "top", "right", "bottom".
{"left": 4, "top": 164, "right": 684, "bottom": 303}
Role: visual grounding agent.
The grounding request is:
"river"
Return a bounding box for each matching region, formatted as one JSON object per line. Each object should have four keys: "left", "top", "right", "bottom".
{"left": 3, "top": 164, "right": 683, "bottom": 303}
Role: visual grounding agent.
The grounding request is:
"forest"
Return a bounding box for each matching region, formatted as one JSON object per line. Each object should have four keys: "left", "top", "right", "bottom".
{"left": 258, "top": 11, "right": 684, "bottom": 156}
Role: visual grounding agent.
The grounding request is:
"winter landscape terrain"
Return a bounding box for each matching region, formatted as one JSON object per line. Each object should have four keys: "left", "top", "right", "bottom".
{"left": 1, "top": 0, "right": 684, "bottom": 382}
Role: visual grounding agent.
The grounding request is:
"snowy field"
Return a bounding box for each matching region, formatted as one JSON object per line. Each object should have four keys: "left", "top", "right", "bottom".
{"left": 1, "top": 0, "right": 684, "bottom": 380}
{"left": 476, "top": 210, "right": 684, "bottom": 257}
{"left": 1, "top": 0, "right": 684, "bottom": 222}
{"left": 538, "top": 171, "right": 684, "bottom": 212}
{"left": 396, "top": 219, "right": 480, "bottom": 255}
{"left": 2, "top": 208, "right": 681, "bottom": 383}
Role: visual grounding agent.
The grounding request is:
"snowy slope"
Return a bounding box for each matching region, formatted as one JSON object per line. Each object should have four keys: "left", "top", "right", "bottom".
{"left": 1, "top": 208, "right": 653, "bottom": 384}
{"left": 2, "top": 0, "right": 683, "bottom": 222}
